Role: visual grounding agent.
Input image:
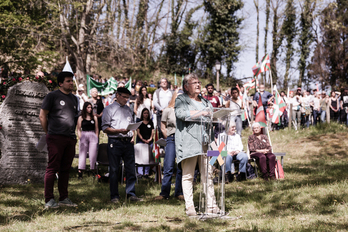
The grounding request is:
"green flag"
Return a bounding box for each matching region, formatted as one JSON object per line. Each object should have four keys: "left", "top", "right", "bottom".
{"left": 87, "top": 75, "right": 118, "bottom": 97}
{"left": 126, "top": 77, "right": 132, "bottom": 91}
{"left": 174, "top": 73, "right": 177, "bottom": 86}
{"left": 101, "top": 77, "right": 118, "bottom": 96}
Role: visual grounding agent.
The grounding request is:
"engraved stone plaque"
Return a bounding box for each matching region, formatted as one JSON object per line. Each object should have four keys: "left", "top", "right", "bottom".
{"left": 0, "top": 81, "right": 49, "bottom": 184}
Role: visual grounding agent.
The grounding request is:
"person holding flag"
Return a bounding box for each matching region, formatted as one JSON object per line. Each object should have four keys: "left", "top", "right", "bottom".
{"left": 270, "top": 86, "right": 287, "bottom": 129}
{"left": 253, "top": 84, "right": 274, "bottom": 121}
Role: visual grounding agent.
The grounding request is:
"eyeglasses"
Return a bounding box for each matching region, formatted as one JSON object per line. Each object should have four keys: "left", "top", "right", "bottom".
{"left": 188, "top": 81, "right": 202, "bottom": 85}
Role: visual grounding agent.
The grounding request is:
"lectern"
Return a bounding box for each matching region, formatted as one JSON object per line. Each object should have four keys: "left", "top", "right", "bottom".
{"left": 185, "top": 107, "right": 241, "bottom": 218}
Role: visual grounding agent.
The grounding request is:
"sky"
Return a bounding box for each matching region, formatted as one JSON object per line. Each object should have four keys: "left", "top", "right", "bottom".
{"left": 144, "top": 0, "right": 330, "bottom": 89}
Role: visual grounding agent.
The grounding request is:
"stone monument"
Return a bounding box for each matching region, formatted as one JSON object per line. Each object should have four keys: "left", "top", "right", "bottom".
{"left": 0, "top": 81, "right": 49, "bottom": 184}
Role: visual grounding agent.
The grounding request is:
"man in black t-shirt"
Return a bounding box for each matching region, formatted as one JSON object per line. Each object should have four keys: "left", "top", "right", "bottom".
{"left": 39, "top": 71, "right": 78, "bottom": 209}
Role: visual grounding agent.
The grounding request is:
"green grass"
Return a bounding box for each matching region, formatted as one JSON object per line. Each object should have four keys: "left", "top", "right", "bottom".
{"left": 1, "top": 123, "right": 348, "bottom": 231}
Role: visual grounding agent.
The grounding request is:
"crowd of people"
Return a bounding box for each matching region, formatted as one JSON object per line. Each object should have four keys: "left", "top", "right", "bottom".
{"left": 202, "top": 84, "right": 348, "bottom": 132}
{"left": 39, "top": 71, "right": 347, "bottom": 216}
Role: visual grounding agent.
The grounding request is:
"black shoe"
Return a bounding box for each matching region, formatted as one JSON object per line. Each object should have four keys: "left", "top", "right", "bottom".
{"left": 237, "top": 172, "right": 247, "bottom": 182}
{"left": 78, "top": 170, "right": 83, "bottom": 180}
{"left": 225, "top": 171, "right": 231, "bottom": 184}
{"left": 229, "top": 173, "right": 235, "bottom": 183}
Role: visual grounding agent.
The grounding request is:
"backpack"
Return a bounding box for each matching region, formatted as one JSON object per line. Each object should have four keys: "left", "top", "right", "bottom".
{"left": 246, "top": 163, "right": 257, "bottom": 179}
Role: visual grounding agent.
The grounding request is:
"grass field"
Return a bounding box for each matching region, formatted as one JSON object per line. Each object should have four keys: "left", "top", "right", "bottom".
{"left": 1, "top": 123, "right": 348, "bottom": 231}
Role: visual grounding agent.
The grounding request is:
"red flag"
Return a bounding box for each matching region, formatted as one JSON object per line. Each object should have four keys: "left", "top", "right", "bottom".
{"left": 275, "top": 91, "right": 286, "bottom": 113}
{"left": 252, "top": 54, "right": 271, "bottom": 76}
{"left": 152, "top": 128, "right": 160, "bottom": 161}
{"left": 255, "top": 96, "right": 267, "bottom": 127}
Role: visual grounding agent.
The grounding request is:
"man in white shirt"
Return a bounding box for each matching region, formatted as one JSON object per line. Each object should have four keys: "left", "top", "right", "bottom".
{"left": 218, "top": 124, "right": 248, "bottom": 183}
{"left": 76, "top": 84, "right": 89, "bottom": 111}
{"left": 153, "top": 78, "right": 173, "bottom": 138}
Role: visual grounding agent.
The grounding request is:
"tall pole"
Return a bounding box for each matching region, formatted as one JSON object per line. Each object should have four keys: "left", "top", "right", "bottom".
{"left": 217, "top": 70, "right": 220, "bottom": 91}
{"left": 215, "top": 60, "right": 221, "bottom": 91}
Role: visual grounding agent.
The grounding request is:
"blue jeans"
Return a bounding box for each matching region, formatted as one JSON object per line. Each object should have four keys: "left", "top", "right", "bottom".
{"left": 107, "top": 138, "right": 136, "bottom": 200}
{"left": 313, "top": 110, "right": 320, "bottom": 125}
{"left": 225, "top": 151, "right": 248, "bottom": 173}
{"left": 159, "top": 135, "right": 183, "bottom": 198}
{"left": 320, "top": 110, "right": 326, "bottom": 123}
{"left": 303, "top": 115, "right": 310, "bottom": 128}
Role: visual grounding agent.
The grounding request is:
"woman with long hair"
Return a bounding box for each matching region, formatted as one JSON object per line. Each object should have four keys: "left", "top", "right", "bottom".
{"left": 340, "top": 88, "right": 348, "bottom": 125}
{"left": 134, "top": 86, "right": 152, "bottom": 120}
{"left": 76, "top": 102, "right": 99, "bottom": 179}
{"left": 329, "top": 90, "right": 340, "bottom": 122}
{"left": 154, "top": 92, "right": 184, "bottom": 200}
{"left": 136, "top": 108, "right": 154, "bottom": 178}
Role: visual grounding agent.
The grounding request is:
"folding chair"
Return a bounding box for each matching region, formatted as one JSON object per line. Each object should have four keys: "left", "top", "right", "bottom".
{"left": 96, "top": 143, "right": 124, "bottom": 184}
{"left": 231, "top": 145, "right": 258, "bottom": 178}
{"left": 134, "top": 143, "right": 162, "bottom": 184}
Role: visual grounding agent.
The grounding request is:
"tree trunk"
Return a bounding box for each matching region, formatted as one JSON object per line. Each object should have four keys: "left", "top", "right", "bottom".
{"left": 264, "top": 0, "right": 270, "bottom": 86}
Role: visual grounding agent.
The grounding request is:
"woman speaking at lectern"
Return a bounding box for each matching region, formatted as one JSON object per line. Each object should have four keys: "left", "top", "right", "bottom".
{"left": 175, "top": 73, "right": 220, "bottom": 216}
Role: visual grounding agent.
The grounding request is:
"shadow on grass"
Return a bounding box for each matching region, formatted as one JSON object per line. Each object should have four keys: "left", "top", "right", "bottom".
{"left": 223, "top": 145, "right": 348, "bottom": 217}
{"left": 0, "top": 166, "right": 183, "bottom": 225}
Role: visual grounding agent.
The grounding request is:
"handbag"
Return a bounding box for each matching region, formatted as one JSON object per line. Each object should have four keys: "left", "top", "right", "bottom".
{"left": 275, "top": 160, "right": 284, "bottom": 179}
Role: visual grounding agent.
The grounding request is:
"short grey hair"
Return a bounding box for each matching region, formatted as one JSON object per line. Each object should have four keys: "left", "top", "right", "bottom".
{"left": 251, "top": 122, "right": 261, "bottom": 129}
{"left": 90, "top": 87, "right": 98, "bottom": 95}
{"left": 160, "top": 78, "right": 168, "bottom": 83}
{"left": 183, "top": 73, "right": 199, "bottom": 94}
{"left": 229, "top": 121, "right": 236, "bottom": 128}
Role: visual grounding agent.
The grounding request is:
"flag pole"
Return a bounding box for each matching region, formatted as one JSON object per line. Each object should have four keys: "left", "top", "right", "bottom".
{"left": 246, "top": 110, "right": 251, "bottom": 127}
{"left": 266, "top": 127, "right": 273, "bottom": 153}
{"left": 243, "top": 90, "right": 251, "bottom": 128}
{"left": 270, "top": 69, "right": 273, "bottom": 94}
